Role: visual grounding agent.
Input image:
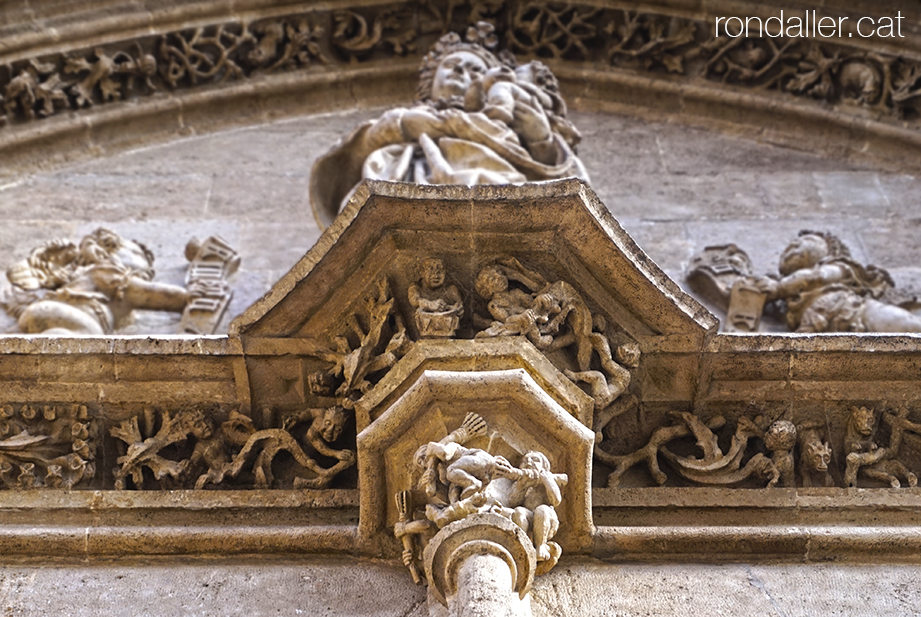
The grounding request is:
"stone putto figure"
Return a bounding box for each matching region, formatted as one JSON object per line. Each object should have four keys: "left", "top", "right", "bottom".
{"left": 755, "top": 231, "right": 921, "bottom": 333}
{"left": 474, "top": 256, "right": 636, "bottom": 412}
{"left": 395, "top": 413, "right": 568, "bottom": 581}
{"left": 688, "top": 230, "right": 921, "bottom": 333}
{"left": 310, "top": 23, "right": 588, "bottom": 227}
{"left": 4, "top": 228, "right": 205, "bottom": 335}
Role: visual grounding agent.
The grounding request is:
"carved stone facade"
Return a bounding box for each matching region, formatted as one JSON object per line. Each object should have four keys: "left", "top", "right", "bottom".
{"left": 2, "top": 2, "right": 921, "bottom": 615}
{"left": 5, "top": 1, "right": 921, "bottom": 134}
{"left": 0, "top": 180, "right": 917, "bottom": 614}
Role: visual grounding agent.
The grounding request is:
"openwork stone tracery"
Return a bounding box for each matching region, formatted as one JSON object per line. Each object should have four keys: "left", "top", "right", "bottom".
{"left": 3, "top": 229, "right": 238, "bottom": 336}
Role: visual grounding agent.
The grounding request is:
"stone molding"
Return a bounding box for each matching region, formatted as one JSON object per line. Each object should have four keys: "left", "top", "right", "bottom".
{"left": 6, "top": 0, "right": 921, "bottom": 173}
{"left": 0, "top": 488, "right": 919, "bottom": 563}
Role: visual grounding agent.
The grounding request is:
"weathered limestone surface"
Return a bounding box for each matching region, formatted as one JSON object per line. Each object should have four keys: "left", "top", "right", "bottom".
{"left": 0, "top": 559, "right": 918, "bottom": 616}
{"left": 1, "top": 2, "right": 920, "bottom": 612}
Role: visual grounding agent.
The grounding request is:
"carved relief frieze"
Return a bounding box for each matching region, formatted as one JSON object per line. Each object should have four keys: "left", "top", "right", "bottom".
{"left": 6, "top": 2, "right": 921, "bottom": 134}
{"left": 596, "top": 403, "right": 921, "bottom": 489}
{"left": 0, "top": 403, "right": 96, "bottom": 489}
{"left": 110, "top": 405, "right": 356, "bottom": 490}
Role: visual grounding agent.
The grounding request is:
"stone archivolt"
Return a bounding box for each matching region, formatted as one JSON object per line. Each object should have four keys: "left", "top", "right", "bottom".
{"left": 6, "top": 1, "right": 921, "bottom": 175}
{"left": 4, "top": 2, "right": 921, "bottom": 129}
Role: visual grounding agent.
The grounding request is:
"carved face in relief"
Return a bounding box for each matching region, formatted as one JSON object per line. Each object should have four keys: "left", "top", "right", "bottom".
{"left": 849, "top": 406, "right": 875, "bottom": 436}
{"left": 804, "top": 440, "right": 831, "bottom": 472}
{"left": 78, "top": 228, "right": 153, "bottom": 274}
{"left": 474, "top": 265, "right": 508, "bottom": 300}
{"left": 188, "top": 411, "right": 215, "bottom": 440}
{"left": 432, "top": 51, "right": 487, "bottom": 101}
{"left": 521, "top": 451, "right": 550, "bottom": 472}
{"left": 422, "top": 259, "right": 446, "bottom": 289}
{"left": 779, "top": 234, "right": 829, "bottom": 276}
{"left": 317, "top": 406, "right": 349, "bottom": 443}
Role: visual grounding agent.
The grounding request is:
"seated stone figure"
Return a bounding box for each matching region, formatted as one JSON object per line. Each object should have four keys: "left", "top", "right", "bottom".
{"left": 5, "top": 228, "right": 196, "bottom": 334}
{"left": 407, "top": 258, "right": 463, "bottom": 338}
{"left": 755, "top": 230, "right": 921, "bottom": 333}
{"left": 310, "top": 24, "right": 588, "bottom": 227}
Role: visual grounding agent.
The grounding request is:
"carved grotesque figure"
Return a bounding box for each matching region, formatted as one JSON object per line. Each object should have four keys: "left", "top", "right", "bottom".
{"left": 408, "top": 258, "right": 463, "bottom": 338}
{"left": 797, "top": 422, "right": 834, "bottom": 488}
{"left": 844, "top": 406, "right": 917, "bottom": 488}
{"left": 310, "top": 24, "right": 588, "bottom": 227}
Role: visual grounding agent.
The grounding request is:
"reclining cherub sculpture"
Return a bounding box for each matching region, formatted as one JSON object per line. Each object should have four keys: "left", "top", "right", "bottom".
{"left": 688, "top": 230, "right": 921, "bottom": 333}
{"left": 5, "top": 228, "right": 199, "bottom": 335}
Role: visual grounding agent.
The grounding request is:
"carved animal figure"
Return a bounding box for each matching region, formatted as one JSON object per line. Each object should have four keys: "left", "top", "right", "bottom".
{"left": 844, "top": 406, "right": 917, "bottom": 488}
{"left": 797, "top": 422, "right": 834, "bottom": 488}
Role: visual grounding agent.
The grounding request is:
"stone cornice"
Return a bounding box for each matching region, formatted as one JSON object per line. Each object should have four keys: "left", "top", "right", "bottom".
{"left": 0, "top": 488, "right": 919, "bottom": 563}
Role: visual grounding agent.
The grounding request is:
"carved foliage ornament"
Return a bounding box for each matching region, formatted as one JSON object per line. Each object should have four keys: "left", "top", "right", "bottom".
{"left": 110, "top": 406, "right": 356, "bottom": 490}
{"left": 4, "top": 2, "right": 921, "bottom": 130}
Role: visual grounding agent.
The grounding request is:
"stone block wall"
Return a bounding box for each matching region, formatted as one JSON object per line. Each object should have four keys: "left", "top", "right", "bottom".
{"left": 1, "top": 107, "right": 917, "bottom": 333}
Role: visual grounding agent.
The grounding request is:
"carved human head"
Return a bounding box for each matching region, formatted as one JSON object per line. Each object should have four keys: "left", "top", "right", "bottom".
{"left": 422, "top": 258, "right": 446, "bottom": 289}
{"left": 804, "top": 440, "right": 831, "bottom": 472}
{"left": 416, "top": 32, "right": 498, "bottom": 105}
{"left": 779, "top": 230, "right": 850, "bottom": 276}
{"left": 475, "top": 265, "right": 508, "bottom": 300}
{"left": 521, "top": 451, "right": 550, "bottom": 472}
{"left": 78, "top": 228, "right": 155, "bottom": 278}
{"left": 413, "top": 444, "right": 430, "bottom": 470}
{"left": 187, "top": 409, "right": 214, "bottom": 440}
{"left": 318, "top": 406, "right": 350, "bottom": 443}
